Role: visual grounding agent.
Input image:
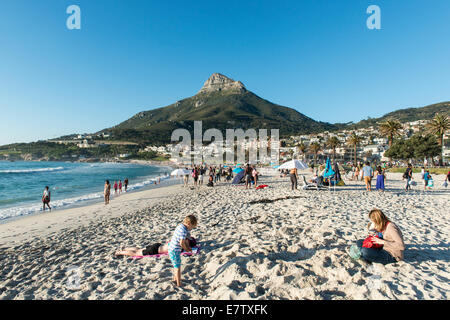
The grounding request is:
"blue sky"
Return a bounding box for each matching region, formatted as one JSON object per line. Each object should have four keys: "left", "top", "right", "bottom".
{"left": 0, "top": 0, "right": 449, "bottom": 145}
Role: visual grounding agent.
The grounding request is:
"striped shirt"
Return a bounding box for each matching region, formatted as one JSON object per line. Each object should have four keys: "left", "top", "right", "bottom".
{"left": 168, "top": 223, "right": 190, "bottom": 253}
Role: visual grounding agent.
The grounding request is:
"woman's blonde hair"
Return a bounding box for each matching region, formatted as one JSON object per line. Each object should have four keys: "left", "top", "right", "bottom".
{"left": 183, "top": 215, "right": 198, "bottom": 227}
{"left": 368, "top": 209, "right": 389, "bottom": 232}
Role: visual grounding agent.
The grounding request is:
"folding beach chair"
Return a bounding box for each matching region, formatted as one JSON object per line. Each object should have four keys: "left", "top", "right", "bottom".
{"left": 301, "top": 175, "right": 328, "bottom": 190}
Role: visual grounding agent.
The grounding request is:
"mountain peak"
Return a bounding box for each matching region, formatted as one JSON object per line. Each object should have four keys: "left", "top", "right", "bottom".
{"left": 198, "top": 73, "right": 246, "bottom": 94}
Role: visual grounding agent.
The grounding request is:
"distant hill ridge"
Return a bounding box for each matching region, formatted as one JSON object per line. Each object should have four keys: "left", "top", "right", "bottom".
{"left": 346, "top": 101, "right": 449, "bottom": 128}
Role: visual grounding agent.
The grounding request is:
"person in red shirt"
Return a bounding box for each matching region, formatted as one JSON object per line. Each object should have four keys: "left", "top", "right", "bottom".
{"left": 113, "top": 181, "right": 118, "bottom": 195}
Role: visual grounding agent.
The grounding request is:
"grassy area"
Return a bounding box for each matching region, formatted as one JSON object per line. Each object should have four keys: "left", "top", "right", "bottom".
{"left": 0, "top": 150, "right": 21, "bottom": 155}
{"left": 149, "top": 156, "right": 171, "bottom": 161}
{"left": 386, "top": 167, "right": 450, "bottom": 175}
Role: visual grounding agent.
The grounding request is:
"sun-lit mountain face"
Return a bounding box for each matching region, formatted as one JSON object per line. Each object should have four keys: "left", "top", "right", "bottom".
{"left": 105, "top": 73, "right": 334, "bottom": 144}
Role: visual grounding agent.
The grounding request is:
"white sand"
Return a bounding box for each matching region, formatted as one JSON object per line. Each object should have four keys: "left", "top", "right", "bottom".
{"left": 0, "top": 172, "right": 449, "bottom": 300}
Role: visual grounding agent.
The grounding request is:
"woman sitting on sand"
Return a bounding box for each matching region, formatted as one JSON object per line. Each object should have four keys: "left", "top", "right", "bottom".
{"left": 351, "top": 209, "right": 405, "bottom": 264}
{"left": 115, "top": 237, "right": 196, "bottom": 257}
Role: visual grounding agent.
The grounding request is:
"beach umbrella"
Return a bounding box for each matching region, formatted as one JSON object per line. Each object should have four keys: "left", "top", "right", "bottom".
{"left": 170, "top": 168, "right": 190, "bottom": 176}
{"left": 278, "top": 160, "right": 308, "bottom": 170}
{"left": 233, "top": 167, "right": 243, "bottom": 174}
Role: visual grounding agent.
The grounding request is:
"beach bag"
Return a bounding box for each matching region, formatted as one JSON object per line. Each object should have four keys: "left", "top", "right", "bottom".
{"left": 362, "top": 235, "right": 383, "bottom": 249}
{"left": 443, "top": 181, "right": 448, "bottom": 188}
{"left": 409, "top": 180, "right": 417, "bottom": 186}
{"left": 427, "top": 180, "right": 434, "bottom": 187}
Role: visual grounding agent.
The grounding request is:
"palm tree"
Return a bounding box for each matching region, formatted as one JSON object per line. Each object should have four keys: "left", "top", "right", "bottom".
{"left": 296, "top": 142, "right": 307, "bottom": 161}
{"left": 309, "top": 142, "right": 321, "bottom": 167}
{"left": 326, "top": 136, "right": 340, "bottom": 162}
{"left": 379, "top": 119, "right": 403, "bottom": 147}
{"left": 347, "top": 132, "right": 363, "bottom": 166}
{"left": 426, "top": 113, "right": 450, "bottom": 166}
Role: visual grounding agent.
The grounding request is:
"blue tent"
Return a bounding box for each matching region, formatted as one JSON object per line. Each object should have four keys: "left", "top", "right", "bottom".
{"left": 232, "top": 170, "right": 245, "bottom": 184}
{"left": 323, "top": 158, "right": 335, "bottom": 178}
{"left": 233, "top": 167, "right": 243, "bottom": 174}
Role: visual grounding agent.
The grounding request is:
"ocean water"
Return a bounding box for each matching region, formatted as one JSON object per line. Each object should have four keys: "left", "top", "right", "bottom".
{"left": 0, "top": 161, "right": 173, "bottom": 221}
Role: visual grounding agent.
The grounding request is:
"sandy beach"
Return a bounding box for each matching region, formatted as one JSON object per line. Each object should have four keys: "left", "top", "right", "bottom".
{"left": 0, "top": 171, "right": 449, "bottom": 300}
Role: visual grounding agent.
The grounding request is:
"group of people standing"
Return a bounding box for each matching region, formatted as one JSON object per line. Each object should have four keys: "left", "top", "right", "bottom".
{"left": 359, "top": 162, "right": 387, "bottom": 192}
{"left": 104, "top": 178, "right": 129, "bottom": 205}
{"left": 404, "top": 164, "right": 445, "bottom": 191}
{"left": 349, "top": 162, "right": 386, "bottom": 191}
{"left": 183, "top": 165, "right": 235, "bottom": 188}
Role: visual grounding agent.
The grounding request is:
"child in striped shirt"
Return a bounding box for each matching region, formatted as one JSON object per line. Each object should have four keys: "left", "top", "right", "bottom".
{"left": 168, "top": 215, "right": 198, "bottom": 286}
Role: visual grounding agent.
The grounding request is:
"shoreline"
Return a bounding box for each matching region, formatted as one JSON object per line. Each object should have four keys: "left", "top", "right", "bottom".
{"left": 0, "top": 160, "right": 176, "bottom": 226}
{"left": 0, "top": 176, "right": 184, "bottom": 247}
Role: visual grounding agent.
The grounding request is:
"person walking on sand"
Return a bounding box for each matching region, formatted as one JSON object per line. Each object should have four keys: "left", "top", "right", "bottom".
{"left": 354, "top": 165, "right": 360, "bottom": 181}
{"left": 423, "top": 170, "right": 433, "bottom": 190}
{"left": 124, "top": 178, "right": 129, "bottom": 192}
{"left": 423, "top": 170, "right": 430, "bottom": 190}
{"left": 168, "top": 215, "right": 198, "bottom": 286}
{"left": 198, "top": 166, "right": 204, "bottom": 186}
{"left": 183, "top": 168, "right": 189, "bottom": 187}
{"left": 350, "top": 209, "right": 405, "bottom": 265}
{"left": 113, "top": 181, "right": 118, "bottom": 195}
{"left": 118, "top": 180, "right": 122, "bottom": 194}
{"left": 42, "top": 186, "right": 51, "bottom": 211}
{"left": 404, "top": 163, "right": 413, "bottom": 191}
{"left": 193, "top": 166, "right": 199, "bottom": 187}
{"left": 252, "top": 166, "right": 259, "bottom": 188}
{"left": 375, "top": 166, "right": 385, "bottom": 191}
{"left": 104, "top": 180, "right": 111, "bottom": 205}
{"left": 244, "top": 164, "right": 252, "bottom": 189}
{"left": 289, "top": 167, "right": 298, "bottom": 190}
{"left": 362, "top": 162, "right": 373, "bottom": 191}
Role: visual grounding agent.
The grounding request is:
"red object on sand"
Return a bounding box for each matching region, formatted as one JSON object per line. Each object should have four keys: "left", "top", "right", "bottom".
{"left": 256, "top": 185, "right": 268, "bottom": 190}
{"left": 362, "top": 236, "right": 383, "bottom": 249}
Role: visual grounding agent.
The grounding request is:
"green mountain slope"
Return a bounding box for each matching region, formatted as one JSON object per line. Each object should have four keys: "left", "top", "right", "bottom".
{"left": 341, "top": 101, "right": 450, "bottom": 129}
{"left": 104, "top": 73, "right": 335, "bottom": 144}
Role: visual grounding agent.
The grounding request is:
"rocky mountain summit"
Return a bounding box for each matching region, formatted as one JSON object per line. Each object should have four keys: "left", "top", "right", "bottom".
{"left": 198, "top": 73, "right": 246, "bottom": 94}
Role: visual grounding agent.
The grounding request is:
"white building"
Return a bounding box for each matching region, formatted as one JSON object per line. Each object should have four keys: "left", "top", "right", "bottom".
{"left": 77, "top": 139, "right": 95, "bottom": 148}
